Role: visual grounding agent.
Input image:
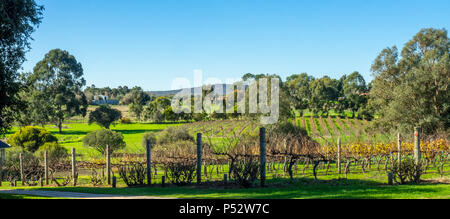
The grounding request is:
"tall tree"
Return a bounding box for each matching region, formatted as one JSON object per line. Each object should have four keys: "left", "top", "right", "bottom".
{"left": 0, "top": 0, "right": 43, "bottom": 136}
{"left": 370, "top": 28, "right": 450, "bottom": 134}
{"left": 343, "top": 71, "right": 367, "bottom": 118}
{"left": 88, "top": 105, "right": 122, "bottom": 129}
{"left": 30, "top": 49, "right": 88, "bottom": 133}
{"left": 286, "top": 73, "right": 314, "bottom": 116}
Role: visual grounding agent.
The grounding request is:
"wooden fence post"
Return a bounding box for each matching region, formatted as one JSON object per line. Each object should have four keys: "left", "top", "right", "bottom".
{"left": 260, "top": 127, "right": 267, "bottom": 187}
{"left": 0, "top": 149, "right": 3, "bottom": 186}
{"left": 112, "top": 176, "right": 117, "bottom": 188}
{"left": 397, "top": 133, "right": 402, "bottom": 167}
{"left": 388, "top": 172, "right": 393, "bottom": 185}
{"left": 414, "top": 127, "right": 421, "bottom": 165}
{"left": 19, "top": 153, "right": 24, "bottom": 186}
{"left": 197, "top": 133, "right": 202, "bottom": 185}
{"left": 106, "top": 145, "right": 111, "bottom": 185}
{"left": 337, "top": 137, "right": 341, "bottom": 174}
{"left": 72, "top": 148, "right": 77, "bottom": 186}
{"left": 44, "top": 150, "right": 49, "bottom": 185}
{"left": 146, "top": 140, "right": 151, "bottom": 186}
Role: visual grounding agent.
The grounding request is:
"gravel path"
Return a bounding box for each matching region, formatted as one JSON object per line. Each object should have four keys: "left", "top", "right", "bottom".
{"left": 0, "top": 189, "right": 171, "bottom": 199}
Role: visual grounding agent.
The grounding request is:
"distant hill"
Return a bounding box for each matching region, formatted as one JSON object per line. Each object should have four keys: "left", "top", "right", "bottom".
{"left": 147, "top": 84, "right": 238, "bottom": 97}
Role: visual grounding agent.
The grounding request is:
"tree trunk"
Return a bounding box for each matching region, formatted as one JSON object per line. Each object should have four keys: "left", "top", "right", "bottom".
{"left": 58, "top": 120, "right": 63, "bottom": 134}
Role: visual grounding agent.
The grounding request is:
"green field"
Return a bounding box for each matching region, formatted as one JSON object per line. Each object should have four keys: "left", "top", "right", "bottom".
{"left": 7, "top": 122, "right": 180, "bottom": 159}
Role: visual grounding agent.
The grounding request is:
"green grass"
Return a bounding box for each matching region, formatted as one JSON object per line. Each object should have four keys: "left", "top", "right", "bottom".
{"left": 0, "top": 193, "right": 53, "bottom": 199}
{"left": 7, "top": 122, "right": 180, "bottom": 159}
{"left": 2, "top": 159, "right": 448, "bottom": 199}
{"left": 3, "top": 173, "right": 449, "bottom": 199}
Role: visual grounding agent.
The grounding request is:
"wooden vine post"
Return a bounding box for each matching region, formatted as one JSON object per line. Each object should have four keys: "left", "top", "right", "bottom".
{"left": 260, "top": 127, "right": 267, "bottom": 187}
{"left": 337, "top": 137, "right": 342, "bottom": 174}
{"left": 397, "top": 133, "right": 402, "bottom": 167}
{"left": 414, "top": 127, "right": 421, "bottom": 165}
{"left": 71, "top": 148, "right": 77, "bottom": 186}
{"left": 44, "top": 150, "right": 49, "bottom": 185}
{"left": 19, "top": 153, "right": 24, "bottom": 186}
{"left": 146, "top": 139, "right": 152, "bottom": 186}
{"left": 106, "top": 145, "right": 111, "bottom": 185}
{"left": 196, "top": 133, "right": 202, "bottom": 185}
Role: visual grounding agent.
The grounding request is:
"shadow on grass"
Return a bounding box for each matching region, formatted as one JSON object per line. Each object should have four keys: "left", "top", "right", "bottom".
{"left": 32, "top": 178, "right": 449, "bottom": 199}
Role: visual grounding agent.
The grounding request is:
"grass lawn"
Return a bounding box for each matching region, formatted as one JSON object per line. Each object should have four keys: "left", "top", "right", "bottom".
{"left": 7, "top": 122, "right": 180, "bottom": 159}
{"left": 3, "top": 177, "right": 449, "bottom": 199}
{"left": 2, "top": 163, "right": 448, "bottom": 199}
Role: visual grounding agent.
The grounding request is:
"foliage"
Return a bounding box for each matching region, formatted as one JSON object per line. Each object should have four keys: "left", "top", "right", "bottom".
{"left": 389, "top": 158, "right": 424, "bottom": 184}
{"left": 141, "top": 132, "right": 157, "bottom": 148}
{"left": 165, "top": 161, "right": 197, "bottom": 186}
{"left": 118, "top": 161, "right": 146, "bottom": 187}
{"left": 0, "top": 0, "right": 43, "bottom": 136}
{"left": 88, "top": 105, "right": 122, "bottom": 129}
{"left": 82, "top": 129, "right": 126, "bottom": 154}
{"left": 27, "top": 49, "right": 88, "bottom": 133}
{"left": 370, "top": 28, "right": 450, "bottom": 134}
{"left": 157, "top": 126, "right": 194, "bottom": 145}
{"left": 34, "top": 142, "right": 69, "bottom": 170}
{"left": 8, "top": 126, "right": 58, "bottom": 152}
{"left": 3, "top": 147, "right": 43, "bottom": 184}
{"left": 120, "top": 117, "right": 132, "bottom": 124}
{"left": 126, "top": 87, "right": 152, "bottom": 120}
{"left": 152, "top": 140, "right": 198, "bottom": 186}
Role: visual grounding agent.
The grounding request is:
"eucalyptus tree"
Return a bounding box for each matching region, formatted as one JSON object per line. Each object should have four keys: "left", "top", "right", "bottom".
{"left": 0, "top": 0, "right": 43, "bottom": 135}
{"left": 343, "top": 71, "right": 367, "bottom": 118}
{"left": 30, "top": 49, "right": 88, "bottom": 133}
{"left": 370, "top": 28, "right": 450, "bottom": 134}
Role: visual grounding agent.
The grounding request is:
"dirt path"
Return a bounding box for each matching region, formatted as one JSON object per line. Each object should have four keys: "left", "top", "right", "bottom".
{"left": 0, "top": 190, "right": 172, "bottom": 199}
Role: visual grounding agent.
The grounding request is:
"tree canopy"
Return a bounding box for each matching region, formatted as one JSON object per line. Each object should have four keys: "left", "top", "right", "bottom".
{"left": 370, "top": 28, "right": 449, "bottom": 134}
{"left": 28, "top": 49, "right": 88, "bottom": 133}
{"left": 0, "top": 0, "right": 43, "bottom": 136}
{"left": 88, "top": 105, "right": 122, "bottom": 129}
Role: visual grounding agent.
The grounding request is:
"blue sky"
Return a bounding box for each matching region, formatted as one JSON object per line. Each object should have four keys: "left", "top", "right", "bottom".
{"left": 22, "top": 0, "right": 449, "bottom": 91}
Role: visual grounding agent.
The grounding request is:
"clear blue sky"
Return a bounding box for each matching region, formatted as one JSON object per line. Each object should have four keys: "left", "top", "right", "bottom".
{"left": 22, "top": 0, "right": 449, "bottom": 91}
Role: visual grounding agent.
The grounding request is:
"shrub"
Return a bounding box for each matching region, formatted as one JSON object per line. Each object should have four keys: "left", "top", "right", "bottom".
{"left": 153, "top": 140, "right": 197, "bottom": 186}
{"left": 141, "top": 132, "right": 157, "bottom": 149}
{"left": 121, "top": 117, "right": 132, "bottom": 124}
{"left": 83, "top": 129, "right": 126, "bottom": 154}
{"left": 118, "top": 162, "right": 146, "bottom": 187}
{"left": 389, "top": 157, "right": 424, "bottom": 184}
{"left": 157, "top": 126, "right": 194, "bottom": 145}
{"left": 231, "top": 158, "right": 260, "bottom": 188}
{"left": 3, "top": 147, "right": 43, "bottom": 184}
{"left": 35, "top": 142, "right": 69, "bottom": 171}
{"left": 88, "top": 105, "right": 122, "bottom": 129}
{"left": 8, "top": 126, "right": 58, "bottom": 152}
{"left": 166, "top": 160, "right": 196, "bottom": 186}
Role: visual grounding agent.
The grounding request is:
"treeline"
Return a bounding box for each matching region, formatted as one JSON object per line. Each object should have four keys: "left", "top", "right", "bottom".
{"left": 0, "top": 0, "right": 447, "bottom": 136}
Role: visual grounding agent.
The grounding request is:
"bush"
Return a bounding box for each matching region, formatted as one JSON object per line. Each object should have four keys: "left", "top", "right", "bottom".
{"left": 3, "top": 147, "right": 43, "bottom": 184}
{"left": 8, "top": 126, "right": 58, "bottom": 152}
{"left": 231, "top": 158, "right": 260, "bottom": 188}
{"left": 35, "top": 142, "right": 69, "bottom": 171}
{"left": 121, "top": 117, "right": 132, "bottom": 124}
{"left": 157, "top": 126, "right": 194, "bottom": 145}
{"left": 166, "top": 160, "right": 196, "bottom": 186}
{"left": 153, "top": 140, "right": 197, "bottom": 186}
{"left": 88, "top": 105, "right": 122, "bottom": 129}
{"left": 389, "top": 157, "right": 424, "bottom": 184}
{"left": 83, "top": 129, "right": 126, "bottom": 154}
{"left": 141, "top": 132, "right": 157, "bottom": 149}
{"left": 118, "top": 162, "right": 146, "bottom": 187}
